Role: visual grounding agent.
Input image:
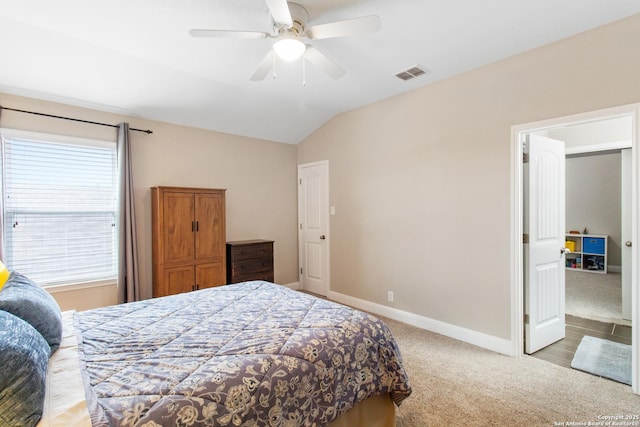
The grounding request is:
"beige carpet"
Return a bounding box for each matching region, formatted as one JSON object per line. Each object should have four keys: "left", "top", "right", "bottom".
{"left": 565, "top": 270, "right": 629, "bottom": 326}
{"left": 385, "top": 317, "right": 639, "bottom": 427}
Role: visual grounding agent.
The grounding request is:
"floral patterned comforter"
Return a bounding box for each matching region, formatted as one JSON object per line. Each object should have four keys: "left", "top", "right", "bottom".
{"left": 74, "top": 281, "right": 411, "bottom": 427}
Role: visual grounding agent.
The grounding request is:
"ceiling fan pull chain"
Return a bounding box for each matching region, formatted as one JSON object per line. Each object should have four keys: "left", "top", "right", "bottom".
{"left": 302, "top": 53, "right": 306, "bottom": 86}
{"left": 272, "top": 50, "right": 277, "bottom": 79}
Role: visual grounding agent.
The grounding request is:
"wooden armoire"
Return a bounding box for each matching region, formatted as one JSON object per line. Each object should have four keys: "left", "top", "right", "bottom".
{"left": 151, "top": 186, "right": 226, "bottom": 297}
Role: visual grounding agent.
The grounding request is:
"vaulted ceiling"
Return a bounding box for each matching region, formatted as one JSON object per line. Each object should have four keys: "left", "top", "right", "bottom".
{"left": 1, "top": 1, "right": 639, "bottom": 144}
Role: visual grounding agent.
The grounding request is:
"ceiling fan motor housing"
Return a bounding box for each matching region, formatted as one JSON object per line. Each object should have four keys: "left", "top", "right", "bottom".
{"left": 276, "top": 2, "right": 309, "bottom": 36}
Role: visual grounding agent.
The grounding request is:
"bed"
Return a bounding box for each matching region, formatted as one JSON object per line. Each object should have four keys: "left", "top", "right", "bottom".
{"left": 1, "top": 275, "right": 411, "bottom": 427}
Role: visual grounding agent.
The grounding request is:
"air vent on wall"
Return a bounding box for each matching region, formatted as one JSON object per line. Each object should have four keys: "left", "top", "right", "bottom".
{"left": 395, "top": 65, "right": 429, "bottom": 81}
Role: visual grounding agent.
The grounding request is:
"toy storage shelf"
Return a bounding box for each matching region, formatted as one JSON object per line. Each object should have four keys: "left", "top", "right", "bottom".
{"left": 564, "top": 234, "right": 607, "bottom": 274}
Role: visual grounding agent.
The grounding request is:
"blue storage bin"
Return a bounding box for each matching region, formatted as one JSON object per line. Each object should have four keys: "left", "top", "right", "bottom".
{"left": 583, "top": 237, "right": 605, "bottom": 254}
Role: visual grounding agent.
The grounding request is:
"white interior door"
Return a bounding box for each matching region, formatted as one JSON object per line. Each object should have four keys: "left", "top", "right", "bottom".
{"left": 524, "top": 134, "right": 566, "bottom": 354}
{"left": 622, "top": 148, "right": 632, "bottom": 320}
{"left": 298, "top": 161, "right": 329, "bottom": 295}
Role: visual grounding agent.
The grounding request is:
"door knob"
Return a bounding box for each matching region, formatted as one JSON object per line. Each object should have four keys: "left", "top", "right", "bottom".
{"left": 626, "top": 241, "right": 632, "bottom": 247}
{"left": 561, "top": 247, "right": 571, "bottom": 254}
{"left": 320, "top": 235, "right": 326, "bottom": 240}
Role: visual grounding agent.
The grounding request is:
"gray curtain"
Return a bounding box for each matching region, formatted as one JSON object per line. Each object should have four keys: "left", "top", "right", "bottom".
{"left": 117, "top": 123, "right": 141, "bottom": 303}
{"left": 0, "top": 129, "right": 5, "bottom": 263}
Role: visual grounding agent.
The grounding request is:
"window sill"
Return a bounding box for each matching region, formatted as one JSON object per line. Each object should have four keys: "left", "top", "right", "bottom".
{"left": 45, "top": 279, "right": 116, "bottom": 294}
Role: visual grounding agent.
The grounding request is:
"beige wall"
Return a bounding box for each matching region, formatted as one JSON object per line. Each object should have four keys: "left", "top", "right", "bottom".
{"left": 297, "top": 14, "right": 640, "bottom": 340}
{"left": 2, "top": 13, "right": 639, "bottom": 341}
{"left": 0, "top": 93, "right": 299, "bottom": 310}
{"left": 566, "top": 153, "right": 622, "bottom": 267}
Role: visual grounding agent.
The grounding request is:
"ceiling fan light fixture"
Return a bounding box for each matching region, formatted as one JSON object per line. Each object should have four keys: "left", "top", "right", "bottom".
{"left": 273, "top": 38, "right": 306, "bottom": 61}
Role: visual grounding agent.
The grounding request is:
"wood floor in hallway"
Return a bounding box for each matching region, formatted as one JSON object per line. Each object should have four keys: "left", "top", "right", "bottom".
{"left": 531, "top": 315, "right": 632, "bottom": 372}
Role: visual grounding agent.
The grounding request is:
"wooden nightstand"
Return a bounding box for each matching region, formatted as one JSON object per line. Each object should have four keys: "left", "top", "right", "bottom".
{"left": 226, "top": 240, "right": 274, "bottom": 284}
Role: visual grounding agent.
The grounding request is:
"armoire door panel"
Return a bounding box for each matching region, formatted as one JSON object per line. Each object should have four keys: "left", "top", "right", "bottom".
{"left": 195, "top": 193, "right": 225, "bottom": 260}
{"left": 196, "top": 261, "right": 225, "bottom": 289}
{"left": 163, "top": 192, "right": 195, "bottom": 263}
{"left": 165, "top": 265, "right": 195, "bottom": 296}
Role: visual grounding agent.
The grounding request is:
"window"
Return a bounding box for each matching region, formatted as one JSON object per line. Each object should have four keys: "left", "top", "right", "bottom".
{"left": 0, "top": 130, "right": 117, "bottom": 287}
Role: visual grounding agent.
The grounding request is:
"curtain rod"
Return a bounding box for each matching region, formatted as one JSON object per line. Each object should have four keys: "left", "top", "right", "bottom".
{"left": 0, "top": 106, "right": 153, "bottom": 134}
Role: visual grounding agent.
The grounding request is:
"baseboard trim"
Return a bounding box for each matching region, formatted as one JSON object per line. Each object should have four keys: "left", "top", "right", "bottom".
{"left": 328, "top": 290, "right": 515, "bottom": 357}
{"left": 282, "top": 281, "right": 300, "bottom": 290}
{"left": 608, "top": 265, "right": 621, "bottom": 273}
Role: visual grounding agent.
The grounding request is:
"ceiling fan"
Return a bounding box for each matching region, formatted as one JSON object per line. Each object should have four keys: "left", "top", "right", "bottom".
{"left": 189, "top": 0, "right": 381, "bottom": 81}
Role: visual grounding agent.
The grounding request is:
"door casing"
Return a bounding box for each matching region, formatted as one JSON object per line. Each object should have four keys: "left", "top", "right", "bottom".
{"left": 511, "top": 103, "right": 640, "bottom": 394}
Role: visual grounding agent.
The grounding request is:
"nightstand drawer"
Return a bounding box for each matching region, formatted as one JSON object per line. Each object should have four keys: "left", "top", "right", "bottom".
{"left": 229, "top": 243, "right": 273, "bottom": 261}
{"left": 230, "top": 257, "right": 273, "bottom": 275}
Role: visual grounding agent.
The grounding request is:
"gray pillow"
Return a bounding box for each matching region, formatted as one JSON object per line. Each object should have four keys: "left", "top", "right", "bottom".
{"left": 0, "top": 271, "right": 62, "bottom": 352}
{"left": 0, "top": 310, "right": 49, "bottom": 427}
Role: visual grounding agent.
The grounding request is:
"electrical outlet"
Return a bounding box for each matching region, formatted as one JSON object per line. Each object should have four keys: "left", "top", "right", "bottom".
{"left": 387, "top": 291, "right": 394, "bottom": 302}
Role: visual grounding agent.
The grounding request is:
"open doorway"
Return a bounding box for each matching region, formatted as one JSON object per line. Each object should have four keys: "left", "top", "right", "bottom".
{"left": 511, "top": 103, "right": 639, "bottom": 394}
{"left": 535, "top": 116, "right": 632, "bottom": 326}
{"left": 527, "top": 117, "right": 632, "bottom": 379}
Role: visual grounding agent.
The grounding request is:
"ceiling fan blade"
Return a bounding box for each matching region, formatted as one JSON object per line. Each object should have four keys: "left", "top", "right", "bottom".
{"left": 264, "top": 0, "right": 293, "bottom": 28}
{"left": 304, "top": 45, "right": 345, "bottom": 80}
{"left": 250, "top": 50, "right": 275, "bottom": 81}
{"left": 189, "top": 29, "right": 269, "bottom": 39}
{"left": 308, "top": 15, "right": 381, "bottom": 40}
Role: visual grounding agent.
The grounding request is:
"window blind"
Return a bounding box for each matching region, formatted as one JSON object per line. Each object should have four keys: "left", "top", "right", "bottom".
{"left": 1, "top": 135, "right": 117, "bottom": 287}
